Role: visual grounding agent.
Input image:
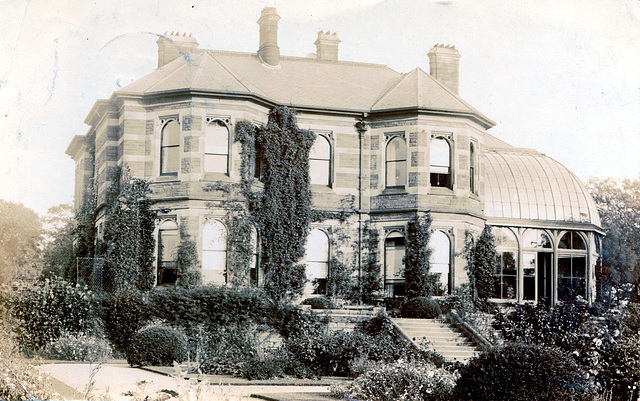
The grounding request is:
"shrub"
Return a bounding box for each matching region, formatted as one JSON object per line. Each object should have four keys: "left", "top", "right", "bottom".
{"left": 100, "top": 289, "right": 151, "bottom": 354}
{"left": 454, "top": 343, "right": 594, "bottom": 401}
{"left": 11, "top": 278, "right": 98, "bottom": 353}
{"left": 622, "top": 302, "right": 640, "bottom": 335}
{"left": 44, "top": 332, "right": 112, "bottom": 362}
{"left": 599, "top": 334, "right": 640, "bottom": 400}
{"left": 126, "top": 325, "right": 188, "bottom": 367}
{"left": 331, "top": 360, "right": 457, "bottom": 401}
{"left": 300, "top": 297, "right": 333, "bottom": 310}
{"left": 401, "top": 297, "right": 442, "bottom": 319}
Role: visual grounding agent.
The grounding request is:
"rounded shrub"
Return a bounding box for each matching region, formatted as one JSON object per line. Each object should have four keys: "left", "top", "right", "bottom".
{"left": 126, "top": 325, "right": 187, "bottom": 367}
{"left": 301, "top": 297, "right": 333, "bottom": 310}
{"left": 100, "top": 290, "right": 151, "bottom": 354}
{"left": 401, "top": 297, "right": 442, "bottom": 318}
{"left": 454, "top": 343, "right": 594, "bottom": 401}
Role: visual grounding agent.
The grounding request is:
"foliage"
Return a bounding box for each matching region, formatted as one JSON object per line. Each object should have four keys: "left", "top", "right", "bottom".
{"left": 325, "top": 257, "right": 353, "bottom": 300}
{"left": 126, "top": 324, "right": 188, "bottom": 367}
{"left": 74, "top": 178, "right": 97, "bottom": 265}
{"left": 357, "top": 224, "right": 382, "bottom": 304}
{"left": 43, "top": 332, "right": 112, "bottom": 362}
{"left": 300, "top": 297, "right": 334, "bottom": 309}
{"left": 401, "top": 297, "right": 442, "bottom": 319}
{"left": 175, "top": 224, "right": 201, "bottom": 288}
{"left": 0, "top": 323, "right": 55, "bottom": 401}
{"left": 149, "top": 285, "right": 271, "bottom": 330}
{"left": 100, "top": 289, "right": 151, "bottom": 354}
{"left": 224, "top": 211, "right": 256, "bottom": 287}
{"left": 0, "top": 199, "right": 42, "bottom": 284}
{"left": 40, "top": 203, "right": 76, "bottom": 282}
{"left": 331, "top": 360, "right": 457, "bottom": 401}
{"left": 587, "top": 176, "right": 640, "bottom": 301}
{"left": 103, "top": 167, "right": 157, "bottom": 292}
{"left": 10, "top": 278, "right": 98, "bottom": 353}
{"left": 405, "top": 213, "right": 441, "bottom": 298}
{"left": 464, "top": 225, "right": 498, "bottom": 302}
{"left": 236, "top": 106, "right": 315, "bottom": 302}
{"left": 455, "top": 343, "right": 594, "bottom": 401}
{"left": 599, "top": 334, "right": 640, "bottom": 400}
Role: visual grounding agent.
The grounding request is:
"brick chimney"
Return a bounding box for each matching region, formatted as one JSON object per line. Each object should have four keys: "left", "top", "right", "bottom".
{"left": 156, "top": 32, "right": 199, "bottom": 68}
{"left": 315, "top": 31, "right": 340, "bottom": 61}
{"left": 257, "top": 7, "right": 281, "bottom": 66}
{"left": 427, "top": 44, "right": 461, "bottom": 95}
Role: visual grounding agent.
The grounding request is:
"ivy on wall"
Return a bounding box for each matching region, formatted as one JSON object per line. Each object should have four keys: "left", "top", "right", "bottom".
{"left": 404, "top": 213, "right": 441, "bottom": 298}
{"left": 103, "top": 167, "right": 157, "bottom": 292}
{"left": 235, "top": 106, "right": 315, "bottom": 302}
{"left": 175, "top": 221, "right": 201, "bottom": 289}
{"left": 358, "top": 223, "right": 382, "bottom": 304}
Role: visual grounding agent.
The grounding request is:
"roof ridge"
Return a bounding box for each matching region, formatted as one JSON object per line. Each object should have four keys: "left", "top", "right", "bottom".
{"left": 201, "top": 51, "right": 262, "bottom": 95}
{"left": 370, "top": 69, "right": 415, "bottom": 110}
{"left": 145, "top": 53, "right": 202, "bottom": 92}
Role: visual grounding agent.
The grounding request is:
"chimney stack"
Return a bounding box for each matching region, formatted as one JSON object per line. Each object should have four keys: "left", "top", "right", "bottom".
{"left": 315, "top": 31, "right": 340, "bottom": 61}
{"left": 257, "top": 7, "right": 281, "bottom": 66}
{"left": 427, "top": 44, "right": 461, "bottom": 95}
{"left": 156, "top": 32, "right": 199, "bottom": 68}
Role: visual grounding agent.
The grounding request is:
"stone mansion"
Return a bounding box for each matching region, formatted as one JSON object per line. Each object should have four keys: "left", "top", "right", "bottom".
{"left": 67, "top": 7, "right": 603, "bottom": 304}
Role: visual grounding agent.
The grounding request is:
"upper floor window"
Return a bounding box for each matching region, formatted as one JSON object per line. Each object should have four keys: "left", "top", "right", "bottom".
{"left": 161, "top": 121, "right": 180, "bottom": 175}
{"left": 204, "top": 121, "right": 229, "bottom": 174}
{"left": 309, "top": 135, "right": 331, "bottom": 186}
{"left": 430, "top": 137, "right": 451, "bottom": 188}
{"left": 385, "top": 137, "right": 406, "bottom": 188}
{"left": 157, "top": 220, "right": 179, "bottom": 285}
{"left": 470, "top": 142, "right": 476, "bottom": 193}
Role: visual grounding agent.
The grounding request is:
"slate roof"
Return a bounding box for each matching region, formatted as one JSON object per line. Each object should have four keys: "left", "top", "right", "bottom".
{"left": 118, "top": 49, "right": 494, "bottom": 128}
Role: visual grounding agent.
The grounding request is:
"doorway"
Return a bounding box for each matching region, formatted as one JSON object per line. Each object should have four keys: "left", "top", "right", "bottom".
{"left": 537, "top": 252, "right": 552, "bottom": 305}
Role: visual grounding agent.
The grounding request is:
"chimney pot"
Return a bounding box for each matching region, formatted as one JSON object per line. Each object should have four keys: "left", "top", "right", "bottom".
{"left": 315, "top": 30, "right": 341, "bottom": 62}
{"left": 257, "top": 7, "right": 281, "bottom": 66}
{"left": 427, "top": 44, "right": 461, "bottom": 94}
{"left": 156, "top": 31, "right": 199, "bottom": 68}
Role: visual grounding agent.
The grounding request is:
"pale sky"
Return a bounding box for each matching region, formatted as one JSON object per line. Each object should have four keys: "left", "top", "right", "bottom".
{"left": 1, "top": 0, "right": 639, "bottom": 215}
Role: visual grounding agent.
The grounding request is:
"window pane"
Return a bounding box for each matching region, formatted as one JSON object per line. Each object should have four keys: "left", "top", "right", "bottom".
{"left": 494, "top": 227, "right": 518, "bottom": 248}
{"left": 202, "top": 250, "right": 226, "bottom": 270}
{"left": 205, "top": 123, "right": 229, "bottom": 155}
{"left": 573, "top": 256, "right": 586, "bottom": 278}
{"left": 162, "top": 121, "right": 180, "bottom": 146}
{"left": 306, "top": 229, "right": 329, "bottom": 263}
{"left": 159, "top": 230, "right": 179, "bottom": 261}
{"left": 572, "top": 233, "right": 586, "bottom": 250}
{"left": 310, "top": 160, "right": 330, "bottom": 186}
{"left": 385, "top": 235, "right": 405, "bottom": 281}
{"left": 204, "top": 154, "right": 228, "bottom": 173}
{"left": 310, "top": 136, "right": 331, "bottom": 159}
{"left": 387, "top": 161, "right": 406, "bottom": 187}
{"left": 386, "top": 137, "right": 406, "bottom": 160}
{"left": 558, "top": 257, "right": 571, "bottom": 277}
{"left": 162, "top": 147, "right": 179, "bottom": 174}
{"left": 430, "top": 138, "right": 450, "bottom": 168}
{"left": 559, "top": 232, "right": 571, "bottom": 249}
{"left": 503, "top": 252, "right": 516, "bottom": 275}
{"left": 203, "top": 220, "right": 227, "bottom": 251}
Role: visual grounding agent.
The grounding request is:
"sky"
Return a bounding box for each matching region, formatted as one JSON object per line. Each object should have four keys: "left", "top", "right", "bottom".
{"left": 1, "top": 0, "right": 639, "bottom": 216}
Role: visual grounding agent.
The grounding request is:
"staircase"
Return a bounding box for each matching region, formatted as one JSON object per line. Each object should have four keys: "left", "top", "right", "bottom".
{"left": 391, "top": 318, "right": 481, "bottom": 363}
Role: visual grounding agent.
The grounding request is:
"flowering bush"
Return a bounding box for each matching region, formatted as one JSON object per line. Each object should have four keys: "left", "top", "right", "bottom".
{"left": 331, "top": 360, "right": 457, "bottom": 401}
{"left": 10, "top": 278, "right": 98, "bottom": 353}
{"left": 44, "top": 332, "right": 112, "bottom": 362}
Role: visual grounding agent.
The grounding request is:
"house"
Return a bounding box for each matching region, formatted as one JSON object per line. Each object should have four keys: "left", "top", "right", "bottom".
{"left": 66, "top": 7, "right": 603, "bottom": 304}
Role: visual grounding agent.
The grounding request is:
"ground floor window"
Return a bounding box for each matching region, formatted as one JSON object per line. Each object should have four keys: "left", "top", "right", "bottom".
{"left": 157, "top": 220, "right": 179, "bottom": 285}
{"left": 202, "top": 219, "right": 227, "bottom": 284}
{"left": 494, "top": 251, "right": 517, "bottom": 299}
{"left": 385, "top": 231, "right": 405, "bottom": 297}
{"left": 430, "top": 231, "right": 451, "bottom": 295}
{"left": 558, "top": 255, "right": 586, "bottom": 301}
{"left": 305, "top": 229, "right": 329, "bottom": 295}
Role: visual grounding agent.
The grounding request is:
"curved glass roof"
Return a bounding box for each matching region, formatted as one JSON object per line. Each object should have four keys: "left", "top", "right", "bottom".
{"left": 483, "top": 149, "right": 601, "bottom": 226}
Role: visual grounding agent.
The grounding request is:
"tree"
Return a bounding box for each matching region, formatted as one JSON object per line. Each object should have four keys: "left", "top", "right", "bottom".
{"left": 465, "top": 225, "right": 498, "bottom": 302}
{"left": 103, "top": 167, "right": 157, "bottom": 292}
{"left": 587, "top": 176, "right": 640, "bottom": 301}
{"left": 40, "top": 203, "right": 75, "bottom": 281}
{"left": 404, "top": 213, "right": 440, "bottom": 298}
{"left": 0, "top": 200, "right": 42, "bottom": 284}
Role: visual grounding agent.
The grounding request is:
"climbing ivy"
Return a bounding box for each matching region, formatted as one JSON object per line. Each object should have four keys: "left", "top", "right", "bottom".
{"left": 235, "top": 106, "right": 315, "bottom": 302}
{"left": 357, "top": 223, "right": 382, "bottom": 304}
{"left": 103, "top": 167, "right": 157, "bottom": 292}
{"left": 175, "top": 222, "right": 201, "bottom": 289}
{"left": 404, "top": 213, "right": 441, "bottom": 298}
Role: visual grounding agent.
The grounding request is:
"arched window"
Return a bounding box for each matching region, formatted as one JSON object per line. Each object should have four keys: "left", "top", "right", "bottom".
{"left": 522, "top": 229, "right": 553, "bottom": 302}
{"left": 160, "top": 121, "right": 180, "bottom": 175}
{"left": 309, "top": 135, "right": 331, "bottom": 186}
{"left": 430, "top": 231, "right": 451, "bottom": 295}
{"left": 157, "top": 220, "right": 179, "bottom": 285}
{"left": 202, "top": 220, "right": 227, "bottom": 285}
{"left": 385, "top": 231, "right": 405, "bottom": 296}
{"left": 470, "top": 142, "right": 476, "bottom": 193}
{"left": 558, "top": 232, "right": 587, "bottom": 301}
{"left": 430, "top": 137, "right": 451, "bottom": 188}
{"left": 385, "top": 137, "right": 406, "bottom": 188}
{"left": 305, "top": 229, "right": 329, "bottom": 294}
{"left": 493, "top": 227, "right": 517, "bottom": 299}
{"left": 204, "top": 121, "right": 229, "bottom": 174}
